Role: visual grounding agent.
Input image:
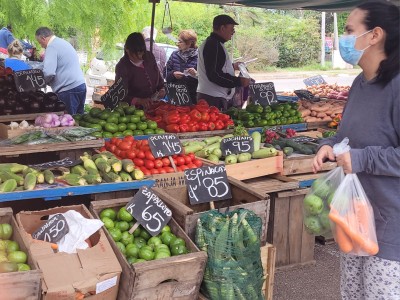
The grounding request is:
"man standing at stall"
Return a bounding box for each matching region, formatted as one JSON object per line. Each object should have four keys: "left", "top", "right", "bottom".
{"left": 35, "top": 27, "right": 86, "bottom": 115}
{"left": 197, "top": 14, "right": 250, "bottom": 110}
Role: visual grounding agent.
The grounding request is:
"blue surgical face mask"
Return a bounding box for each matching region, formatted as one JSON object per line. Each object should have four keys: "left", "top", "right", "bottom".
{"left": 339, "top": 30, "right": 372, "bottom": 65}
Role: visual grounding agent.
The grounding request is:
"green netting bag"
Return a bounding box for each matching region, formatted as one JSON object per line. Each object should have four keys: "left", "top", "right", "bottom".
{"left": 195, "top": 208, "right": 264, "bottom": 300}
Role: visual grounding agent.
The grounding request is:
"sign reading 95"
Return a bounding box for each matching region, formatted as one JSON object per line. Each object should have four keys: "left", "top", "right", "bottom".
{"left": 184, "top": 165, "right": 232, "bottom": 205}
{"left": 125, "top": 187, "right": 172, "bottom": 236}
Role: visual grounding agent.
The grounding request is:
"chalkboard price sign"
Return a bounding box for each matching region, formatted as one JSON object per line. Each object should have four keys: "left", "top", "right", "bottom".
{"left": 29, "top": 157, "right": 81, "bottom": 170}
{"left": 125, "top": 187, "right": 172, "bottom": 236}
{"left": 166, "top": 82, "right": 192, "bottom": 106}
{"left": 32, "top": 213, "right": 69, "bottom": 243}
{"left": 221, "top": 136, "right": 254, "bottom": 156}
{"left": 289, "top": 136, "right": 317, "bottom": 143}
{"left": 13, "top": 69, "right": 46, "bottom": 92}
{"left": 101, "top": 77, "right": 127, "bottom": 110}
{"left": 294, "top": 89, "right": 319, "bottom": 101}
{"left": 184, "top": 165, "right": 232, "bottom": 205}
{"left": 149, "top": 134, "right": 183, "bottom": 158}
{"left": 303, "top": 75, "right": 326, "bottom": 86}
{"left": 249, "top": 82, "right": 278, "bottom": 106}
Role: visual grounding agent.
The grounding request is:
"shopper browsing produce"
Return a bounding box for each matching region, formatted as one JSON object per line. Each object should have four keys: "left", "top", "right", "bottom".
{"left": 5, "top": 40, "right": 32, "bottom": 71}
{"left": 313, "top": 2, "right": 399, "bottom": 298}
{"left": 115, "top": 32, "right": 165, "bottom": 110}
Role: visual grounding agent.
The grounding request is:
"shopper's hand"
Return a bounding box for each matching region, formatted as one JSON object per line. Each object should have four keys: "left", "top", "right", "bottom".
{"left": 313, "top": 145, "right": 335, "bottom": 173}
{"left": 135, "top": 98, "right": 152, "bottom": 110}
{"left": 233, "top": 62, "right": 243, "bottom": 71}
{"left": 240, "top": 77, "right": 251, "bottom": 87}
{"left": 336, "top": 152, "right": 352, "bottom": 174}
{"left": 174, "top": 71, "right": 184, "bottom": 79}
{"left": 186, "top": 68, "right": 197, "bottom": 77}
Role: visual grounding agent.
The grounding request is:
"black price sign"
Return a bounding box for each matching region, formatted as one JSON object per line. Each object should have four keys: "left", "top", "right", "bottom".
{"left": 221, "top": 136, "right": 254, "bottom": 156}
{"left": 101, "top": 77, "right": 127, "bottom": 110}
{"left": 13, "top": 69, "right": 46, "bottom": 92}
{"left": 32, "top": 213, "right": 69, "bottom": 243}
{"left": 28, "top": 157, "right": 81, "bottom": 170}
{"left": 249, "top": 82, "right": 278, "bottom": 106}
{"left": 166, "top": 83, "right": 192, "bottom": 106}
{"left": 290, "top": 136, "right": 317, "bottom": 143}
{"left": 294, "top": 89, "right": 318, "bottom": 101}
{"left": 303, "top": 75, "right": 326, "bottom": 86}
{"left": 184, "top": 166, "right": 232, "bottom": 205}
{"left": 149, "top": 134, "right": 183, "bottom": 158}
{"left": 125, "top": 186, "right": 172, "bottom": 236}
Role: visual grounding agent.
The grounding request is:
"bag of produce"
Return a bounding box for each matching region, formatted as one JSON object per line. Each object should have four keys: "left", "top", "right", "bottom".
{"left": 196, "top": 209, "right": 264, "bottom": 300}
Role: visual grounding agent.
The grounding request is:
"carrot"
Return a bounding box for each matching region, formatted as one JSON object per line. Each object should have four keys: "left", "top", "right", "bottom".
{"left": 353, "top": 201, "right": 374, "bottom": 237}
{"left": 329, "top": 207, "right": 379, "bottom": 255}
{"left": 334, "top": 225, "right": 353, "bottom": 253}
{"left": 75, "top": 292, "right": 85, "bottom": 300}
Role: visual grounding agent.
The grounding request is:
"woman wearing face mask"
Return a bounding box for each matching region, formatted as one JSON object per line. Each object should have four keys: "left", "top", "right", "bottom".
{"left": 164, "top": 30, "right": 198, "bottom": 102}
{"left": 313, "top": 2, "right": 399, "bottom": 299}
{"left": 115, "top": 32, "right": 165, "bottom": 110}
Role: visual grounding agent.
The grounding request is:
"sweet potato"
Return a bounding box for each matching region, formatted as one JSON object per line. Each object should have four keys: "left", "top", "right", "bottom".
{"left": 322, "top": 116, "right": 333, "bottom": 121}
{"left": 317, "top": 112, "right": 327, "bottom": 118}
{"left": 300, "top": 109, "right": 311, "bottom": 117}
{"left": 311, "top": 111, "right": 317, "bottom": 117}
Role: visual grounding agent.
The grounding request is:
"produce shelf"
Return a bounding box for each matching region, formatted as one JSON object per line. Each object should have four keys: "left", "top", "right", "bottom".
{"left": 0, "top": 111, "right": 65, "bottom": 123}
{"left": 247, "top": 123, "right": 308, "bottom": 134}
{"left": 0, "top": 180, "right": 155, "bottom": 202}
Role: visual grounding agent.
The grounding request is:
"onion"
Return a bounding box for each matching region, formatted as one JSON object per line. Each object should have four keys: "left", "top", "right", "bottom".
{"left": 35, "top": 116, "right": 44, "bottom": 126}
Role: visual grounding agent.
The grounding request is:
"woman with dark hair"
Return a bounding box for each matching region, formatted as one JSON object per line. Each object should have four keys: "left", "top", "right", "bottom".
{"left": 313, "top": 2, "right": 399, "bottom": 299}
{"left": 115, "top": 32, "right": 165, "bottom": 109}
{"left": 164, "top": 29, "right": 198, "bottom": 102}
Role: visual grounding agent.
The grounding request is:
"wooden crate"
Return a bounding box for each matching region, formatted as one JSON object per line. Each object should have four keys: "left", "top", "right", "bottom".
{"left": 0, "top": 207, "right": 42, "bottom": 300}
{"left": 90, "top": 198, "right": 207, "bottom": 300}
{"left": 283, "top": 155, "right": 337, "bottom": 175}
{"left": 261, "top": 243, "right": 276, "bottom": 300}
{"left": 153, "top": 177, "right": 270, "bottom": 244}
{"left": 0, "top": 124, "right": 80, "bottom": 139}
{"left": 0, "top": 111, "right": 64, "bottom": 123}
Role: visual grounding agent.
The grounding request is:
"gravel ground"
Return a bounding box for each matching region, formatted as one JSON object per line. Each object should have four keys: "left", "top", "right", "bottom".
{"left": 273, "top": 243, "right": 341, "bottom": 300}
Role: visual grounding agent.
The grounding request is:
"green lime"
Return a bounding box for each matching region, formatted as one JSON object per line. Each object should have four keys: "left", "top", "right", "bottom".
{"left": 130, "top": 115, "right": 140, "bottom": 123}
{"left": 119, "top": 116, "right": 129, "bottom": 124}
{"left": 126, "top": 123, "right": 137, "bottom": 131}
{"left": 155, "top": 128, "right": 165, "bottom": 134}
{"left": 146, "top": 121, "right": 158, "bottom": 129}
{"left": 133, "top": 130, "right": 144, "bottom": 136}
{"left": 0, "top": 241, "right": 6, "bottom": 252}
{"left": 115, "top": 242, "right": 126, "bottom": 255}
{"left": 115, "top": 221, "right": 129, "bottom": 232}
{"left": 104, "top": 123, "right": 118, "bottom": 133}
{"left": 139, "top": 247, "right": 155, "bottom": 261}
{"left": 127, "top": 256, "right": 137, "bottom": 264}
{"left": 118, "top": 123, "right": 127, "bottom": 132}
{"left": 118, "top": 207, "right": 134, "bottom": 222}
{"left": 161, "top": 232, "right": 175, "bottom": 246}
{"left": 135, "top": 258, "right": 146, "bottom": 263}
{"left": 100, "top": 208, "right": 117, "bottom": 221}
{"left": 134, "top": 237, "right": 147, "bottom": 249}
{"left": 134, "top": 110, "right": 145, "bottom": 117}
{"left": 124, "top": 106, "right": 136, "bottom": 115}
{"left": 1, "top": 224, "right": 12, "bottom": 240}
{"left": 120, "top": 231, "right": 134, "bottom": 246}
{"left": 132, "top": 226, "right": 141, "bottom": 237}
{"left": 125, "top": 243, "right": 139, "bottom": 258}
{"left": 154, "top": 251, "right": 171, "bottom": 260}
{"left": 110, "top": 111, "right": 121, "bottom": 118}
{"left": 155, "top": 244, "right": 170, "bottom": 253}
{"left": 144, "top": 129, "right": 154, "bottom": 135}
{"left": 6, "top": 241, "right": 19, "bottom": 253}
{"left": 108, "top": 228, "right": 122, "bottom": 242}
{"left": 123, "top": 130, "right": 133, "bottom": 136}
{"left": 102, "top": 132, "right": 113, "bottom": 138}
{"left": 113, "top": 132, "right": 123, "bottom": 137}
{"left": 137, "top": 122, "right": 148, "bottom": 131}
{"left": 170, "top": 244, "right": 187, "bottom": 256}
{"left": 101, "top": 217, "right": 115, "bottom": 229}
{"left": 106, "top": 117, "right": 119, "bottom": 124}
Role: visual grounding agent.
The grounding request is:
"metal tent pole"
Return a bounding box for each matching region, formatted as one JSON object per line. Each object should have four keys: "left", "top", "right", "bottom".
{"left": 149, "top": 0, "right": 160, "bottom": 53}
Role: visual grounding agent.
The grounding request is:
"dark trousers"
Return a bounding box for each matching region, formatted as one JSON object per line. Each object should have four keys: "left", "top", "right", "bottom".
{"left": 196, "top": 92, "right": 229, "bottom": 111}
{"left": 57, "top": 83, "right": 86, "bottom": 115}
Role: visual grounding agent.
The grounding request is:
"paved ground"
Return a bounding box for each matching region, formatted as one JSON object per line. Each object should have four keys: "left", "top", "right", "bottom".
{"left": 273, "top": 243, "right": 341, "bottom": 300}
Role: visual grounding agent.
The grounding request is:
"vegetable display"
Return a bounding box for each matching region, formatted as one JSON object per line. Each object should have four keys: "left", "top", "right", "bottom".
{"left": 305, "top": 83, "right": 350, "bottom": 100}
{"left": 34, "top": 113, "right": 75, "bottom": 128}
{"left": 298, "top": 99, "right": 344, "bottom": 123}
{"left": 99, "top": 207, "right": 188, "bottom": 263}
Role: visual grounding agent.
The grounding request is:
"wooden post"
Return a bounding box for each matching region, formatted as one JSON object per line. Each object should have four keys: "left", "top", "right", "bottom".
{"left": 169, "top": 156, "right": 177, "bottom": 172}
{"left": 209, "top": 201, "right": 215, "bottom": 210}
{"left": 128, "top": 222, "right": 140, "bottom": 234}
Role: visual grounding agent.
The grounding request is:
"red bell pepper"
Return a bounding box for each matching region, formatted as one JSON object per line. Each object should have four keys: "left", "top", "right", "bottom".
{"left": 197, "top": 99, "right": 209, "bottom": 107}
{"left": 225, "top": 120, "right": 234, "bottom": 128}
{"left": 179, "top": 114, "right": 191, "bottom": 124}
{"left": 215, "top": 120, "right": 225, "bottom": 130}
{"left": 176, "top": 106, "right": 191, "bottom": 113}
{"left": 198, "top": 122, "right": 208, "bottom": 131}
{"left": 209, "top": 106, "right": 220, "bottom": 114}
{"left": 166, "top": 124, "right": 180, "bottom": 133}
{"left": 217, "top": 113, "right": 230, "bottom": 121}
{"left": 208, "top": 122, "right": 216, "bottom": 131}
{"left": 194, "top": 105, "right": 210, "bottom": 113}
{"left": 164, "top": 111, "right": 180, "bottom": 124}
{"left": 189, "top": 109, "right": 202, "bottom": 122}
{"left": 188, "top": 123, "right": 199, "bottom": 132}
{"left": 201, "top": 112, "right": 210, "bottom": 122}
{"left": 209, "top": 113, "right": 218, "bottom": 122}
{"left": 179, "top": 124, "right": 189, "bottom": 133}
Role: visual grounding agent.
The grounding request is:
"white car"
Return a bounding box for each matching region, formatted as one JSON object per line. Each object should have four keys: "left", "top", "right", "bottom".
{"left": 85, "top": 43, "right": 178, "bottom": 87}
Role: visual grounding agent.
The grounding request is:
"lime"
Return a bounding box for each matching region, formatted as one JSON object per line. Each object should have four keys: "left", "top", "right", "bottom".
{"left": 139, "top": 247, "right": 155, "bottom": 261}
{"left": 161, "top": 225, "right": 171, "bottom": 233}
{"left": 102, "top": 132, "right": 113, "bottom": 138}
{"left": 133, "top": 130, "right": 144, "bottom": 136}
{"left": 17, "top": 263, "right": 31, "bottom": 271}
{"left": 130, "top": 115, "right": 140, "bottom": 123}
{"left": 118, "top": 123, "right": 127, "bottom": 132}
{"left": 137, "top": 122, "right": 148, "bottom": 131}
{"left": 123, "top": 130, "right": 133, "bottom": 136}
{"left": 115, "top": 221, "right": 130, "bottom": 232}
{"left": 155, "top": 128, "right": 165, "bottom": 134}
{"left": 120, "top": 231, "right": 134, "bottom": 246}
{"left": 144, "top": 129, "right": 155, "bottom": 135}
{"left": 146, "top": 121, "right": 158, "bottom": 130}
{"left": 134, "top": 110, "right": 145, "bottom": 117}
{"left": 0, "top": 240, "right": 6, "bottom": 252}
{"left": 170, "top": 237, "right": 186, "bottom": 248}
{"left": 170, "top": 244, "right": 187, "bottom": 256}
{"left": 0, "top": 261, "right": 18, "bottom": 273}
{"left": 7, "top": 251, "right": 27, "bottom": 263}
{"left": 125, "top": 244, "right": 139, "bottom": 258}
{"left": 161, "top": 232, "right": 175, "bottom": 246}
{"left": 134, "top": 237, "right": 147, "bottom": 249}
{"left": 119, "top": 116, "right": 129, "bottom": 124}
{"left": 147, "top": 236, "right": 162, "bottom": 249}
{"left": 140, "top": 229, "right": 151, "bottom": 241}
{"left": 124, "top": 106, "right": 136, "bottom": 115}
{"left": 118, "top": 207, "right": 134, "bottom": 222}
{"left": 108, "top": 228, "right": 122, "bottom": 242}
{"left": 101, "top": 217, "right": 114, "bottom": 230}
{"left": 132, "top": 226, "right": 141, "bottom": 237}
{"left": 115, "top": 242, "right": 126, "bottom": 255}
{"left": 6, "top": 241, "right": 19, "bottom": 253}
{"left": 154, "top": 251, "right": 171, "bottom": 260}
{"left": 0, "top": 253, "right": 8, "bottom": 263}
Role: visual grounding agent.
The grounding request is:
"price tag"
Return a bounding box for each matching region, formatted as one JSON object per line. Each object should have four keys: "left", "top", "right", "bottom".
{"left": 294, "top": 89, "right": 318, "bottom": 101}
{"left": 166, "top": 82, "right": 192, "bottom": 106}
{"left": 13, "top": 69, "right": 46, "bottom": 92}
{"left": 148, "top": 134, "right": 183, "bottom": 158}
{"left": 125, "top": 187, "right": 172, "bottom": 236}
{"left": 289, "top": 136, "right": 317, "bottom": 143}
{"left": 184, "top": 165, "right": 232, "bottom": 205}
{"left": 249, "top": 82, "right": 278, "bottom": 106}
{"left": 31, "top": 213, "right": 69, "bottom": 243}
{"left": 28, "top": 157, "right": 81, "bottom": 170}
{"left": 101, "top": 77, "right": 127, "bottom": 110}
{"left": 303, "top": 75, "right": 326, "bottom": 86}
{"left": 221, "top": 136, "right": 254, "bottom": 156}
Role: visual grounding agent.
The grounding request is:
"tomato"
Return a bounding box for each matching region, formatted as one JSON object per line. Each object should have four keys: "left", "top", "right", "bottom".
{"left": 126, "top": 151, "right": 136, "bottom": 160}
{"left": 119, "top": 151, "right": 126, "bottom": 158}
{"left": 133, "top": 158, "right": 144, "bottom": 167}
{"left": 141, "top": 145, "right": 150, "bottom": 152}
{"left": 154, "top": 159, "right": 163, "bottom": 169}
{"left": 187, "top": 153, "right": 195, "bottom": 160}
{"left": 141, "top": 140, "right": 149, "bottom": 146}
{"left": 164, "top": 167, "right": 175, "bottom": 173}
{"left": 180, "top": 165, "right": 189, "bottom": 171}
{"left": 100, "top": 146, "right": 106, "bottom": 152}
{"left": 145, "top": 151, "right": 155, "bottom": 161}
{"left": 118, "top": 142, "right": 131, "bottom": 151}
{"left": 151, "top": 169, "right": 160, "bottom": 175}
{"left": 176, "top": 166, "right": 183, "bottom": 172}
{"left": 123, "top": 136, "right": 134, "bottom": 143}
{"left": 110, "top": 137, "right": 119, "bottom": 145}
{"left": 176, "top": 157, "right": 185, "bottom": 166}
{"left": 161, "top": 157, "right": 170, "bottom": 167}
{"left": 137, "top": 150, "right": 145, "bottom": 159}
{"left": 140, "top": 168, "right": 151, "bottom": 176}
{"left": 109, "top": 144, "right": 116, "bottom": 153}
{"left": 158, "top": 168, "right": 167, "bottom": 174}
{"left": 187, "top": 163, "right": 197, "bottom": 169}
{"left": 193, "top": 159, "right": 203, "bottom": 167}
{"left": 184, "top": 156, "right": 192, "bottom": 165}
{"left": 144, "top": 160, "right": 155, "bottom": 170}
{"left": 114, "top": 149, "right": 121, "bottom": 157}
{"left": 173, "top": 158, "right": 178, "bottom": 166}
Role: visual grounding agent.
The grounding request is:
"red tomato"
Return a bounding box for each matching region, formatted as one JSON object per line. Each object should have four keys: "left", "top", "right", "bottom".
{"left": 193, "top": 159, "right": 203, "bottom": 167}
{"left": 187, "top": 153, "right": 195, "bottom": 160}
{"left": 137, "top": 150, "right": 145, "bottom": 159}
{"left": 141, "top": 145, "right": 150, "bottom": 152}
{"left": 145, "top": 151, "right": 155, "bottom": 161}
{"left": 161, "top": 157, "right": 171, "bottom": 167}
{"left": 165, "top": 167, "right": 175, "bottom": 173}
{"left": 123, "top": 136, "right": 134, "bottom": 143}
{"left": 119, "top": 151, "right": 126, "bottom": 158}
{"left": 176, "top": 166, "right": 183, "bottom": 172}
{"left": 141, "top": 168, "right": 151, "bottom": 176}
{"left": 154, "top": 159, "right": 164, "bottom": 169}
{"left": 115, "top": 140, "right": 122, "bottom": 147}
{"left": 158, "top": 168, "right": 167, "bottom": 174}
{"left": 144, "top": 160, "right": 155, "bottom": 170}
{"left": 118, "top": 142, "right": 131, "bottom": 151}
{"left": 176, "top": 157, "right": 185, "bottom": 166}
{"left": 100, "top": 146, "right": 106, "bottom": 152}
{"left": 187, "top": 163, "right": 197, "bottom": 169}
{"left": 141, "top": 140, "right": 149, "bottom": 146}
{"left": 133, "top": 158, "right": 144, "bottom": 167}
{"left": 184, "top": 156, "right": 192, "bottom": 165}
{"left": 109, "top": 144, "right": 116, "bottom": 153}
{"left": 114, "top": 149, "right": 121, "bottom": 157}
{"left": 110, "top": 137, "right": 119, "bottom": 145}
{"left": 126, "top": 151, "right": 136, "bottom": 160}
{"left": 173, "top": 158, "right": 178, "bottom": 165}
{"left": 151, "top": 169, "right": 160, "bottom": 175}
{"left": 172, "top": 154, "right": 178, "bottom": 159}
{"left": 136, "top": 140, "right": 142, "bottom": 148}
{"left": 180, "top": 165, "right": 189, "bottom": 171}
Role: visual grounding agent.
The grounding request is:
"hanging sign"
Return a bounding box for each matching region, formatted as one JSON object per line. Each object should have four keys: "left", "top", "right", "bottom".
{"left": 221, "top": 136, "right": 254, "bottom": 156}
{"left": 249, "top": 82, "right": 278, "bottom": 106}
{"left": 13, "top": 69, "right": 46, "bottom": 92}
{"left": 166, "top": 82, "right": 192, "bottom": 106}
{"left": 148, "top": 134, "right": 183, "bottom": 158}
{"left": 101, "top": 77, "right": 127, "bottom": 110}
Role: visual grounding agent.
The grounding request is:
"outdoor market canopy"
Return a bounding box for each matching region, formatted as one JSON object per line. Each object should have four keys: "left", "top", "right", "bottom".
{"left": 175, "top": 0, "right": 400, "bottom": 11}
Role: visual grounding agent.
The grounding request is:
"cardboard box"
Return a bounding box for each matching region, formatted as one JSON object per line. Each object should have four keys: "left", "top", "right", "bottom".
{"left": 16, "top": 205, "right": 122, "bottom": 300}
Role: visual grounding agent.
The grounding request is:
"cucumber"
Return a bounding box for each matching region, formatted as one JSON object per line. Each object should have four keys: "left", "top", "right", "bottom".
{"left": 251, "top": 131, "right": 262, "bottom": 151}
{"left": 203, "top": 136, "right": 221, "bottom": 145}
{"left": 121, "top": 159, "right": 135, "bottom": 173}
{"left": 119, "top": 171, "right": 133, "bottom": 182}
{"left": 237, "top": 153, "right": 252, "bottom": 163}
{"left": 225, "top": 154, "right": 238, "bottom": 164}
{"left": 0, "top": 179, "right": 17, "bottom": 192}
{"left": 43, "top": 170, "right": 55, "bottom": 184}
{"left": 71, "top": 165, "right": 87, "bottom": 176}
{"left": 0, "top": 171, "right": 24, "bottom": 186}
{"left": 101, "top": 171, "right": 122, "bottom": 183}
{"left": 283, "top": 147, "right": 294, "bottom": 156}
{"left": 252, "top": 148, "right": 278, "bottom": 159}
{"left": 24, "top": 173, "right": 37, "bottom": 190}
{"left": 207, "top": 154, "right": 220, "bottom": 163}
{"left": 280, "top": 138, "right": 314, "bottom": 155}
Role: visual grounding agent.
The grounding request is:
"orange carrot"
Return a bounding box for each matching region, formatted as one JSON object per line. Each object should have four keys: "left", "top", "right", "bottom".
{"left": 329, "top": 207, "right": 379, "bottom": 255}
{"left": 334, "top": 225, "right": 353, "bottom": 253}
{"left": 354, "top": 200, "right": 373, "bottom": 236}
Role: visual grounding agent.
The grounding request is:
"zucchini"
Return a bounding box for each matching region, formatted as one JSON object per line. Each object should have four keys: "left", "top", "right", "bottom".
{"left": 71, "top": 165, "right": 87, "bottom": 176}
{"left": 0, "top": 163, "right": 27, "bottom": 174}
{"left": 108, "top": 158, "right": 122, "bottom": 173}
{"left": 283, "top": 147, "right": 294, "bottom": 156}
{"left": 0, "top": 171, "right": 24, "bottom": 186}
{"left": 101, "top": 171, "right": 121, "bottom": 183}
{"left": 280, "top": 138, "right": 314, "bottom": 155}
{"left": 83, "top": 173, "right": 102, "bottom": 184}
{"left": 0, "top": 179, "right": 17, "bottom": 192}
{"left": 237, "top": 153, "right": 252, "bottom": 163}
{"left": 62, "top": 174, "right": 87, "bottom": 186}
{"left": 131, "top": 169, "right": 144, "bottom": 180}
{"left": 121, "top": 159, "right": 135, "bottom": 173}
{"left": 43, "top": 170, "right": 55, "bottom": 184}
{"left": 251, "top": 148, "right": 278, "bottom": 159}
{"left": 24, "top": 173, "right": 37, "bottom": 190}
{"left": 251, "top": 131, "right": 262, "bottom": 151}
{"left": 119, "top": 171, "right": 133, "bottom": 182}
{"left": 203, "top": 136, "right": 221, "bottom": 145}
{"left": 94, "top": 157, "right": 111, "bottom": 173}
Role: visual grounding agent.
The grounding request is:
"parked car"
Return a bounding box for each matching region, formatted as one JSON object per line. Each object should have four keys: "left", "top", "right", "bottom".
{"left": 85, "top": 43, "right": 178, "bottom": 87}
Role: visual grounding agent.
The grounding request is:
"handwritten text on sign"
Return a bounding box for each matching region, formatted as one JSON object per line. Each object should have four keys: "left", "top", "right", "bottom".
{"left": 303, "top": 75, "right": 326, "bottom": 86}
{"left": 221, "top": 136, "right": 254, "bottom": 156}
{"left": 149, "top": 134, "right": 183, "bottom": 158}
{"left": 29, "top": 157, "right": 81, "bottom": 170}
{"left": 166, "top": 83, "right": 192, "bottom": 106}
{"left": 125, "top": 187, "right": 172, "bottom": 236}
{"left": 184, "top": 165, "right": 232, "bottom": 205}
{"left": 249, "top": 82, "right": 278, "bottom": 106}
{"left": 101, "top": 77, "right": 127, "bottom": 110}
{"left": 13, "top": 69, "right": 46, "bottom": 92}
{"left": 31, "top": 214, "right": 69, "bottom": 243}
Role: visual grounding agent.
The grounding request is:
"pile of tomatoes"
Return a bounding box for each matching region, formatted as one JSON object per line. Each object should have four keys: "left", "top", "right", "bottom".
{"left": 102, "top": 136, "right": 203, "bottom": 176}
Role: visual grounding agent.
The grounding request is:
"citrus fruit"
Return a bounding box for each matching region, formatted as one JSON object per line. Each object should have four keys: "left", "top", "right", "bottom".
{"left": 304, "top": 195, "right": 324, "bottom": 216}
{"left": 161, "top": 225, "right": 171, "bottom": 233}
{"left": 155, "top": 244, "right": 170, "bottom": 253}
{"left": 120, "top": 231, "right": 134, "bottom": 246}
{"left": 115, "top": 242, "right": 126, "bottom": 255}
{"left": 127, "top": 256, "right": 137, "bottom": 264}
{"left": 140, "top": 230, "right": 151, "bottom": 241}
{"left": 118, "top": 207, "right": 133, "bottom": 222}
{"left": 125, "top": 244, "right": 139, "bottom": 258}
{"left": 0, "top": 261, "right": 18, "bottom": 273}
{"left": 8, "top": 250, "right": 27, "bottom": 264}
{"left": 170, "top": 244, "right": 187, "bottom": 256}
{"left": 161, "top": 232, "right": 175, "bottom": 246}
{"left": 6, "top": 241, "right": 19, "bottom": 253}
{"left": 135, "top": 258, "right": 146, "bottom": 263}
{"left": 115, "top": 221, "right": 130, "bottom": 232}
{"left": 154, "top": 251, "right": 171, "bottom": 260}
{"left": 139, "top": 247, "right": 155, "bottom": 261}
{"left": 134, "top": 237, "right": 147, "bottom": 249}
{"left": 131, "top": 226, "right": 141, "bottom": 237}
{"left": 147, "top": 236, "right": 162, "bottom": 249}
{"left": 170, "top": 237, "right": 186, "bottom": 248}
{"left": 108, "top": 228, "right": 122, "bottom": 242}
{"left": 0, "top": 224, "right": 12, "bottom": 240}
{"left": 101, "top": 217, "right": 114, "bottom": 230}
{"left": 100, "top": 208, "right": 117, "bottom": 221}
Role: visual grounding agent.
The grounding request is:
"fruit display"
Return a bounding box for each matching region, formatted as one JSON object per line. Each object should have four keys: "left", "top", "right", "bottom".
{"left": 0, "top": 223, "right": 31, "bottom": 273}
{"left": 73, "top": 102, "right": 165, "bottom": 138}
{"left": 298, "top": 99, "right": 345, "bottom": 123}
{"left": 103, "top": 136, "right": 204, "bottom": 175}
{"left": 227, "top": 103, "right": 304, "bottom": 128}
{"left": 145, "top": 100, "right": 234, "bottom": 133}
{"left": 306, "top": 83, "right": 350, "bottom": 100}
{"left": 183, "top": 132, "right": 278, "bottom": 164}
{"left": 100, "top": 207, "right": 189, "bottom": 263}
